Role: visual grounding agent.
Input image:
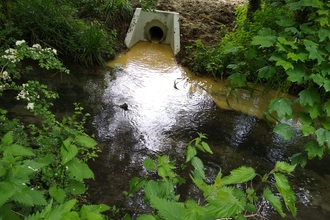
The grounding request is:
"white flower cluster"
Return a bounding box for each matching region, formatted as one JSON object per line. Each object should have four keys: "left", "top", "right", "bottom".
{"left": 31, "top": 43, "right": 57, "bottom": 55}
{"left": 0, "top": 70, "right": 10, "bottom": 80}
{"left": 2, "top": 48, "right": 18, "bottom": 63}
{"left": 16, "top": 40, "right": 26, "bottom": 46}
{"left": 16, "top": 83, "right": 30, "bottom": 101}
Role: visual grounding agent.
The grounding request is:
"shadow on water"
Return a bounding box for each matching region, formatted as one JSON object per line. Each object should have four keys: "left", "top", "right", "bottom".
{"left": 4, "top": 42, "right": 329, "bottom": 219}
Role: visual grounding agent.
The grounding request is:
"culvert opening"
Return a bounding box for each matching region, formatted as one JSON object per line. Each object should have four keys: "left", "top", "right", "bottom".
{"left": 149, "top": 26, "right": 164, "bottom": 42}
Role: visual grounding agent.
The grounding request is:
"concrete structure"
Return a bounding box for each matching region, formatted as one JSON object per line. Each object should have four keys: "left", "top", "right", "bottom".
{"left": 125, "top": 8, "right": 180, "bottom": 55}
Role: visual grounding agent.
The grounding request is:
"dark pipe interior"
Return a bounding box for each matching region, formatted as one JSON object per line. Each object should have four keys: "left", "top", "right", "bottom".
{"left": 149, "top": 26, "right": 164, "bottom": 42}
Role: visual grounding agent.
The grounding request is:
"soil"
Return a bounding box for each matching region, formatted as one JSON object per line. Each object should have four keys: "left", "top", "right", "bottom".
{"left": 117, "top": 0, "right": 248, "bottom": 65}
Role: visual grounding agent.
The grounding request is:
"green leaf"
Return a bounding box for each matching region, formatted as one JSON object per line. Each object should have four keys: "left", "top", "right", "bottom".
{"left": 12, "top": 187, "right": 47, "bottom": 206}
{"left": 263, "top": 188, "right": 285, "bottom": 217}
{"left": 275, "top": 162, "right": 296, "bottom": 173}
{"left": 318, "top": 28, "right": 330, "bottom": 42}
{"left": 137, "top": 214, "right": 156, "bottom": 220}
{"left": 291, "top": 153, "right": 307, "bottom": 168}
{"left": 221, "top": 166, "right": 256, "bottom": 185}
{"left": 61, "top": 144, "right": 78, "bottom": 165}
{"left": 80, "top": 204, "right": 110, "bottom": 219}
{"left": 129, "top": 177, "right": 144, "bottom": 193}
{"left": 324, "top": 100, "right": 330, "bottom": 116}
{"left": 315, "top": 128, "right": 330, "bottom": 149}
{"left": 286, "top": 65, "right": 307, "bottom": 84}
{"left": 304, "top": 140, "right": 324, "bottom": 159}
{"left": 251, "top": 36, "right": 276, "bottom": 47}
{"left": 0, "top": 181, "right": 15, "bottom": 207}
{"left": 49, "top": 186, "right": 66, "bottom": 203}
{"left": 323, "top": 80, "right": 330, "bottom": 92}
{"left": 201, "top": 142, "right": 212, "bottom": 154}
{"left": 66, "top": 158, "right": 94, "bottom": 181}
{"left": 75, "top": 135, "right": 97, "bottom": 149}
{"left": 143, "top": 158, "right": 157, "bottom": 171}
{"left": 3, "top": 144, "right": 34, "bottom": 157}
{"left": 273, "top": 173, "right": 297, "bottom": 217}
{"left": 1, "top": 131, "right": 13, "bottom": 146}
{"left": 69, "top": 179, "right": 86, "bottom": 195}
{"left": 274, "top": 124, "right": 295, "bottom": 140}
{"left": 257, "top": 66, "right": 276, "bottom": 80}
{"left": 150, "top": 197, "right": 184, "bottom": 220}
{"left": 276, "top": 60, "right": 293, "bottom": 71}
{"left": 299, "top": 88, "right": 320, "bottom": 106}
{"left": 244, "top": 204, "right": 257, "bottom": 213}
{"left": 310, "top": 74, "right": 324, "bottom": 86}
{"left": 191, "top": 157, "right": 205, "bottom": 180}
{"left": 305, "top": 104, "right": 322, "bottom": 119}
{"left": 300, "top": 124, "right": 315, "bottom": 136}
{"left": 228, "top": 73, "right": 246, "bottom": 87}
{"left": 276, "top": 18, "right": 295, "bottom": 27}
{"left": 185, "top": 145, "right": 197, "bottom": 162}
{"left": 223, "top": 45, "right": 240, "bottom": 54}
{"left": 0, "top": 204, "right": 20, "bottom": 220}
{"left": 268, "top": 98, "right": 293, "bottom": 119}
{"left": 277, "top": 37, "right": 297, "bottom": 49}
{"left": 183, "top": 200, "right": 206, "bottom": 220}
{"left": 303, "top": 39, "right": 324, "bottom": 64}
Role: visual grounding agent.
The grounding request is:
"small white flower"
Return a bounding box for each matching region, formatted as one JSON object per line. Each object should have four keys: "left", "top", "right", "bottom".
{"left": 52, "top": 49, "right": 57, "bottom": 55}
{"left": 32, "top": 44, "right": 41, "bottom": 50}
{"left": 27, "top": 102, "right": 34, "bottom": 110}
{"left": 15, "top": 40, "right": 26, "bottom": 46}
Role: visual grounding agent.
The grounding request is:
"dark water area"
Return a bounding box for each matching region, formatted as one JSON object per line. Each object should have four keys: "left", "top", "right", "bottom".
{"left": 2, "top": 42, "right": 329, "bottom": 219}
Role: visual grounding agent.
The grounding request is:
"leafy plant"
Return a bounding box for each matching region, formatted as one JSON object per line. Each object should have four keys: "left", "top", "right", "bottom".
{"left": 124, "top": 133, "right": 297, "bottom": 219}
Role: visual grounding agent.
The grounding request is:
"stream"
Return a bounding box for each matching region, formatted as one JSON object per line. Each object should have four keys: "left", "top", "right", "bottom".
{"left": 6, "top": 41, "right": 330, "bottom": 219}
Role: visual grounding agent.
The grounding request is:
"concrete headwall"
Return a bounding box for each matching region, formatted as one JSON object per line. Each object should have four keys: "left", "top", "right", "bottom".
{"left": 125, "top": 8, "right": 180, "bottom": 55}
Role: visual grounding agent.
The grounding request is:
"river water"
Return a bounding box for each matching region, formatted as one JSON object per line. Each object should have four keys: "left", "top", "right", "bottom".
{"left": 6, "top": 41, "right": 329, "bottom": 219}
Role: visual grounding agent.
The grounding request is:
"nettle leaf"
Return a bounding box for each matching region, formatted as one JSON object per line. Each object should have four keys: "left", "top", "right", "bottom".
{"left": 80, "top": 204, "right": 110, "bottom": 218}
{"left": 129, "top": 177, "right": 144, "bottom": 193}
{"left": 75, "top": 135, "right": 97, "bottom": 149}
{"left": 276, "top": 18, "right": 295, "bottom": 27}
{"left": 274, "top": 124, "right": 295, "bottom": 140}
{"left": 318, "top": 28, "right": 330, "bottom": 42}
{"left": 258, "top": 66, "right": 276, "bottom": 80}
{"left": 273, "top": 173, "right": 297, "bottom": 217}
{"left": 291, "top": 153, "right": 307, "bottom": 168}
{"left": 49, "top": 186, "right": 66, "bottom": 203}
{"left": 183, "top": 200, "right": 206, "bottom": 220}
{"left": 315, "top": 128, "right": 330, "bottom": 149}
{"left": 221, "top": 166, "right": 256, "bottom": 185}
{"left": 0, "top": 181, "right": 15, "bottom": 207}
{"left": 191, "top": 157, "right": 205, "bottom": 180}
{"left": 1, "top": 131, "right": 13, "bottom": 146}
{"left": 185, "top": 145, "right": 197, "bottom": 162}
{"left": 299, "top": 88, "right": 320, "bottom": 106}
{"left": 268, "top": 98, "right": 293, "bottom": 119}
{"left": 300, "top": 124, "right": 315, "bottom": 136}
{"left": 66, "top": 157, "right": 94, "bottom": 181}
{"left": 3, "top": 144, "right": 34, "bottom": 157}
{"left": 304, "top": 140, "right": 324, "bottom": 159}
{"left": 137, "top": 215, "right": 156, "bottom": 220}
{"left": 276, "top": 60, "right": 294, "bottom": 71}
{"left": 201, "top": 142, "right": 212, "bottom": 154}
{"left": 228, "top": 73, "right": 246, "bottom": 87}
{"left": 263, "top": 187, "right": 285, "bottom": 218}
{"left": 275, "top": 162, "right": 296, "bottom": 173}
{"left": 150, "top": 197, "right": 184, "bottom": 220}
{"left": 144, "top": 158, "right": 157, "bottom": 171}
{"left": 69, "top": 179, "right": 86, "bottom": 195}
{"left": 60, "top": 143, "right": 78, "bottom": 165}
{"left": 12, "top": 187, "right": 47, "bottom": 206}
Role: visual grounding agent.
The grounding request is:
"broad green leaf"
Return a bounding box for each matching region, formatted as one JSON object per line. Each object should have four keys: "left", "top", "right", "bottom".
{"left": 299, "top": 88, "right": 320, "bottom": 106}
{"left": 61, "top": 144, "right": 78, "bottom": 165}
{"left": 315, "top": 128, "right": 330, "bottom": 149}
{"left": 304, "top": 140, "right": 324, "bottom": 159}
{"left": 1, "top": 131, "right": 13, "bottom": 146}
{"left": 299, "top": 112, "right": 312, "bottom": 125}
{"left": 276, "top": 60, "right": 293, "bottom": 71}
{"left": 12, "top": 187, "right": 46, "bottom": 206}
{"left": 257, "top": 66, "right": 276, "bottom": 80}
{"left": 221, "top": 166, "right": 256, "bottom": 185}
{"left": 143, "top": 158, "right": 157, "bottom": 171}
{"left": 273, "top": 124, "right": 295, "bottom": 140}
{"left": 62, "top": 212, "right": 80, "bottom": 220}
{"left": 263, "top": 188, "right": 285, "bottom": 217}
{"left": 244, "top": 204, "right": 257, "bottom": 213}
{"left": 69, "top": 179, "right": 86, "bottom": 195}
{"left": 3, "top": 144, "right": 34, "bottom": 157}
{"left": 276, "top": 18, "right": 295, "bottom": 27}
{"left": 129, "top": 177, "right": 144, "bottom": 193}
{"left": 291, "top": 153, "right": 307, "bottom": 168}
{"left": 0, "top": 181, "right": 15, "bottom": 207}
{"left": 80, "top": 204, "right": 110, "bottom": 218}
{"left": 273, "top": 173, "right": 297, "bottom": 217}
{"left": 318, "top": 28, "right": 330, "bottom": 42}
{"left": 0, "top": 203, "right": 20, "bottom": 220}
{"left": 75, "top": 135, "right": 97, "bottom": 149}
{"left": 300, "top": 124, "right": 315, "bottom": 136}
{"left": 137, "top": 214, "right": 156, "bottom": 220}
{"left": 49, "top": 186, "right": 66, "bottom": 203}
{"left": 305, "top": 104, "right": 322, "bottom": 119}
{"left": 310, "top": 74, "right": 324, "bottom": 86}
{"left": 275, "top": 162, "right": 296, "bottom": 173}
{"left": 324, "top": 100, "right": 330, "bottom": 116}
{"left": 183, "top": 200, "right": 206, "bottom": 220}
{"left": 268, "top": 98, "right": 293, "bottom": 119}
{"left": 66, "top": 158, "right": 94, "bottom": 181}
{"left": 150, "top": 197, "right": 184, "bottom": 220}
{"left": 251, "top": 36, "right": 276, "bottom": 48}
{"left": 185, "top": 145, "right": 197, "bottom": 162}
{"left": 228, "top": 73, "right": 246, "bottom": 87}
{"left": 44, "top": 199, "right": 77, "bottom": 220}
{"left": 323, "top": 80, "right": 330, "bottom": 92}
{"left": 303, "top": 40, "right": 324, "bottom": 64}
{"left": 286, "top": 66, "right": 306, "bottom": 84}
{"left": 316, "top": 17, "right": 329, "bottom": 26}
{"left": 277, "top": 37, "right": 297, "bottom": 49}
{"left": 191, "top": 157, "right": 205, "bottom": 180}
{"left": 223, "top": 45, "right": 240, "bottom": 54}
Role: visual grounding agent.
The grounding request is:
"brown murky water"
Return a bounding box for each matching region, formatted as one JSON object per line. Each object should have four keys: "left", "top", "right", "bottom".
{"left": 3, "top": 41, "right": 329, "bottom": 219}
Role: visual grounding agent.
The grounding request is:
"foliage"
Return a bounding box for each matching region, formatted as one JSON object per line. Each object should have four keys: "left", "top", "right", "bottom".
{"left": 0, "top": 40, "right": 108, "bottom": 219}
{"left": 5, "top": 0, "right": 118, "bottom": 66}
{"left": 123, "top": 133, "right": 297, "bottom": 219}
